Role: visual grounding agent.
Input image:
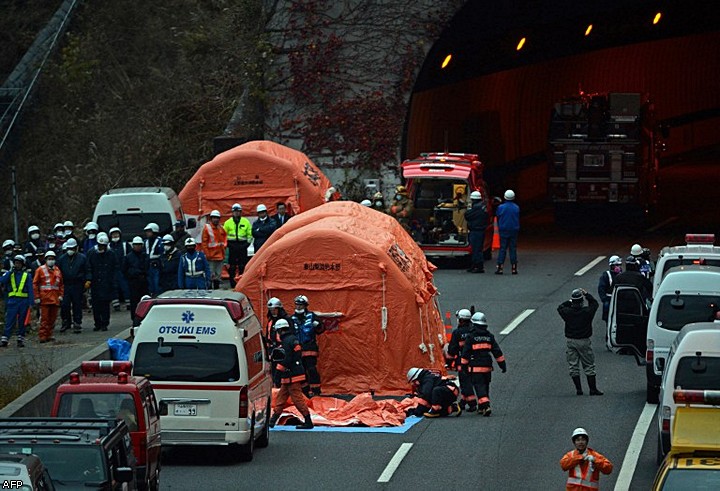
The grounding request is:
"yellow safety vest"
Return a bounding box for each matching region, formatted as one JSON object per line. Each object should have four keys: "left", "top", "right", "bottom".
{"left": 9, "top": 271, "right": 29, "bottom": 298}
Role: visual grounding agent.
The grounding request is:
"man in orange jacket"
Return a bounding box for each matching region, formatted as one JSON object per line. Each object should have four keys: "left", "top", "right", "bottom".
{"left": 202, "top": 210, "right": 227, "bottom": 290}
{"left": 32, "top": 250, "right": 64, "bottom": 343}
{"left": 560, "top": 427, "right": 613, "bottom": 490}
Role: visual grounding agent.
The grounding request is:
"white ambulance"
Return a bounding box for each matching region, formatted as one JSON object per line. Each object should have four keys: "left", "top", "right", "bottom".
{"left": 652, "top": 234, "right": 720, "bottom": 297}
{"left": 130, "top": 290, "right": 272, "bottom": 461}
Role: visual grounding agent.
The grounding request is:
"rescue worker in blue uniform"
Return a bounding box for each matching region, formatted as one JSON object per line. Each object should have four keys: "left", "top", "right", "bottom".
{"left": 143, "top": 223, "right": 163, "bottom": 296}
{"left": 86, "top": 233, "right": 118, "bottom": 332}
{"left": 0, "top": 255, "right": 34, "bottom": 347}
{"left": 495, "top": 189, "right": 520, "bottom": 275}
{"left": 460, "top": 312, "right": 507, "bottom": 416}
{"left": 177, "top": 238, "right": 211, "bottom": 290}
{"left": 406, "top": 368, "right": 461, "bottom": 418}
{"left": 57, "top": 238, "right": 88, "bottom": 333}
{"left": 1, "top": 240, "right": 15, "bottom": 275}
{"left": 598, "top": 255, "right": 622, "bottom": 323}
{"left": 82, "top": 222, "right": 99, "bottom": 255}
{"left": 251, "top": 204, "right": 278, "bottom": 253}
{"left": 123, "top": 237, "right": 149, "bottom": 327}
{"left": 109, "top": 227, "right": 130, "bottom": 311}
{"left": 464, "top": 191, "right": 488, "bottom": 273}
{"left": 265, "top": 297, "right": 293, "bottom": 388}
{"left": 24, "top": 225, "right": 46, "bottom": 264}
{"left": 159, "top": 235, "right": 180, "bottom": 292}
{"left": 447, "top": 309, "right": 477, "bottom": 412}
{"left": 291, "top": 295, "right": 325, "bottom": 397}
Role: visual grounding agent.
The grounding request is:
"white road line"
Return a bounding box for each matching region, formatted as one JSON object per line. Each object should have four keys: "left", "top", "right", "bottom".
{"left": 646, "top": 216, "right": 678, "bottom": 233}
{"left": 377, "top": 443, "right": 413, "bottom": 483}
{"left": 500, "top": 309, "right": 535, "bottom": 335}
{"left": 574, "top": 256, "right": 606, "bottom": 276}
{"left": 614, "top": 403, "right": 656, "bottom": 491}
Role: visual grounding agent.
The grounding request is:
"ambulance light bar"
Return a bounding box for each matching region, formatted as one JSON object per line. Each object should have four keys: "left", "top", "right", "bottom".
{"left": 81, "top": 361, "right": 133, "bottom": 375}
{"left": 685, "top": 234, "right": 715, "bottom": 245}
{"left": 673, "top": 389, "right": 720, "bottom": 406}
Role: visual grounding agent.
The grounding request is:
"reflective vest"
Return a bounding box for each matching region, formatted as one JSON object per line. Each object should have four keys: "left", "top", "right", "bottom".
{"left": 567, "top": 459, "right": 599, "bottom": 490}
{"left": 183, "top": 254, "right": 205, "bottom": 277}
{"left": 292, "top": 311, "right": 318, "bottom": 346}
{"left": 39, "top": 266, "right": 61, "bottom": 291}
{"left": 224, "top": 217, "right": 251, "bottom": 241}
{"left": 205, "top": 224, "right": 218, "bottom": 247}
{"left": 145, "top": 237, "right": 161, "bottom": 259}
{"left": 9, "top": 271, "right": 29, "bottom": 298}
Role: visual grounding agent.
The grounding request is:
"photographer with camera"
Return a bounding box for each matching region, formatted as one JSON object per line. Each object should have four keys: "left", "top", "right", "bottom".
{"left": 557, "top": 288, "right": 603, "bottom": 396}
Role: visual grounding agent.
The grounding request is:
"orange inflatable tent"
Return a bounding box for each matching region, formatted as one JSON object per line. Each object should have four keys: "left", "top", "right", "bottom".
{"left": 179, "top": 140, "right": 332, "bottom": 221}
{"left": 235, "top": 202, "right": 446, "bottom": 395}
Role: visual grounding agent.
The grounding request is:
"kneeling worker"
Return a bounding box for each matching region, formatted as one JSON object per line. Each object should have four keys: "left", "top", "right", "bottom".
{"left": 406, "top": 367, "right": 461, "bottom": 418}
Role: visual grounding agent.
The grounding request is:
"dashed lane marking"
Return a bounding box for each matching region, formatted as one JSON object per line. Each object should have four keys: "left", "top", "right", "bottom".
{"left": 614, "top": 403, "right": 656, "bottom": 491}
{"left": 499, "top": 309, "right": 535, "bottom": 335}
{"left": 574, "top": 256, "right": 606, "bottom": 276}
{"left": 377, "top": 443, "right": 413, "bottom": 483}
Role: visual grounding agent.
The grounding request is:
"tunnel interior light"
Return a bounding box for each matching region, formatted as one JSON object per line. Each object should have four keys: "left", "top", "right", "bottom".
{"left": 585, "top": 24, "right": 593, "bottom": 36}
{"left": 653, "top": 12, "right": 662, "bottom": 25}
{"left": 516, "top": 37, "right": 526, "bottom": 51}
{"left": 441, "top": 54, "right": 452, "bottom": 69}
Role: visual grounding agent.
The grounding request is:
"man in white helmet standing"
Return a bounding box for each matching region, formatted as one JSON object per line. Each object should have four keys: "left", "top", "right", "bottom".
{"left": 446, "top": 308, "right": 477, "bottom": 411}
{"left": 464, "top": 190, "right": 489, "bottom": 273}
{"left": 558, "top": 288, "right": 602, "bottom": 396}
{"left": 143, "top": 223, "right": 163, "bottom": 296}
{"left": 597, "top": 255, "right": 622, "bottom": 324}
{"left": 201, "top": 210, "right": 227, "bottom": 290}
{"left": 630, "top": 243, "right": 652, "bottom": 279}
{"left": 460, "top": 312, "right": 506, "bottom": 416}
{"left": 122, "top": 237, "right": 148, "bottom": 327}
{"left": 251, "top": 204, "right": 278, "bottom": 253}
{"left": 82, "top": 222, "right": 100, "bottom": 255}
{"left": 177, "top": 238, "right": 211, "bottom": 290}
{"left": 32, "top": 250, "right": 63, "bottom": 343}
{"left": 86, "top": 232, "right": 118, "bottom": 332}
{"left": 57, "top": 238, "right": 87, "bottom": 333}
{"left": 223, "top": 204, "right": 252, "bottom": 287}
{"left": 494, "top": 189, "right": 520, "bottom": 275}
{"left": 560, "top": 427, "right": 613, "bottom": 490}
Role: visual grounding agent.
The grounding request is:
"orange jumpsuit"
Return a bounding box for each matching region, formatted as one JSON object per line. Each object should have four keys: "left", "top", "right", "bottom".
{"left": 201, "top": 223, "right": 227, "bottom": 261}
{"left": 32, "top": 264, "right": 64, "bottom": 341}
{"left": 560, "top": 448, "right": 613, "bottom": 490}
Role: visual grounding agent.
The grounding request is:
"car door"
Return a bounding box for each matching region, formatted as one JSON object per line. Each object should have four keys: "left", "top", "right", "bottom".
{"left": 608, "top": 285, "right": 648, "bottom": 363}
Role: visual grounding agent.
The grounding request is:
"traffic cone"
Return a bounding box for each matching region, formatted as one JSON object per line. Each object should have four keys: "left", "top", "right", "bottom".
{"left": 492, "top": 217, "right": 500, "bottom": 250}
{"left": 444, "top": 311, "right": 453, "bottom": 343}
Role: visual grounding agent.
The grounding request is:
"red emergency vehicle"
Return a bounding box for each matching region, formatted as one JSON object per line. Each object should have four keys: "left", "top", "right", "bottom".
{"left": 400, "top": 152, "right": 494, "bottom": 260}
{"left": 52, "top": 361, "right": 161, "bottom": 491}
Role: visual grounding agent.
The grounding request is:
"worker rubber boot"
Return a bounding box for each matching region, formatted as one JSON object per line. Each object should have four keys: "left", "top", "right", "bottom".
{"left": 588, "top": 375, "right": 604, "bottom": 396}
{"left": 423, "top": 408, "right": 441, "bottom": 418}
{"left": 466, "top": 401, "right": 477, "bottom": 413}
{"left": 268, "top": 413, "right": 280, "bottom": 428}
{"left": 479, "top": 404, "right": 492, "bottom": 417}
{"left": 452, "top": 402, "right": 463, "bottom": 417}
{"left": 495, "top": 264, "right": 503, "bottom": 275}
{"left": 511, "top": 263, "right": 518, "bottom": 275}
{"left": 295, "top": 414, "right": 314, "bottom": 430}
{"left": 572, "top": 376, "right": 583, "bottom": 396}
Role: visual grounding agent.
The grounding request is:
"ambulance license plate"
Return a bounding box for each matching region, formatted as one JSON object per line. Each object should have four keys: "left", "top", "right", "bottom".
{"left": 174, "top": 404, "right": 197, "bottom": 416}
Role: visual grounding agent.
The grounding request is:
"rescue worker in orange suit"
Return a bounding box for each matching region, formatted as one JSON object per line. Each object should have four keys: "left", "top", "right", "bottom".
{"left": 268, "top": 319, "right": 314, "bottom": 430}
{"left": 32, "top": 250, "right": 64, "bottom": 343}
{"left": 202, "top": 210, "right": 227, "bottom": 290}
{"left": 265, "top": 297, "right": 292, "bottom": 388}
{"left": 560, "top": 428, "right": 613, "bottom": 490}
{"left": 460, "top": 312, "right": 506, "bottom": 417}
{"left": 388, "top": 185, "right": 414, "bottom": 230}
{"left": 406, "top": 367, "right": 461, "bottom": 418}
{"left": 0, "top": 255, "right": 34, "bottom": 347}
{"left": 291, "top": 295, "right": 325, "bottom": 397}
{"left": 447, "top": 309, "right": 476, "bottom": 412}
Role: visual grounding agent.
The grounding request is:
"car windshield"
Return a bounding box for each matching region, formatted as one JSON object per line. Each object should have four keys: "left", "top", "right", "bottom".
{"left": 674, "top": 356, "right": 720, "bottom": 390}
{"left": 661, "top": 468, "right": 720, "bottom": 489}
{"left": 96, "top": 213, "right": 173, "bottom": 241}
{"left": 134, "top": 343, "right": 240, "bottom": 382}
{"left": 0, "top": 445, "right": 106, "bottom": 488}
{"left": 656, "top": 294, "right": 720, "bottom": 331}
{"left": 57, "top": 392, "right": 138, "bottom": 431}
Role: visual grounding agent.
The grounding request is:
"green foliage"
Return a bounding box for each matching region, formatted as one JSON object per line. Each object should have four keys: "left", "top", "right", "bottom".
{"left": 0, "top": 355, "right": 54, "bottom": 410}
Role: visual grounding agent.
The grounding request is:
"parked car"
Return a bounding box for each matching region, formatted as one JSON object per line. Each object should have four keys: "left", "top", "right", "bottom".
{"left": 0, "top": 453, "right": 55, "bottom": 490}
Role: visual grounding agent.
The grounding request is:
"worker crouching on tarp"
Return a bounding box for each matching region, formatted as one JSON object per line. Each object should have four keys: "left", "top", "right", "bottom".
{"left": 406, "top": 368, "right": 462, "bottom": 418}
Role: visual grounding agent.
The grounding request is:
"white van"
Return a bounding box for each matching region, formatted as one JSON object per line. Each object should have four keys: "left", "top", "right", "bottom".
{"left": 652, "top": 234, "right": 720, "bottom": 297}
{"left": 657, "top": 322, "right": 720, "bottom": 461}
{"left": 93, "top": 187, "right": 196, "bottom": 241}
{"left": 129, "top": 290, "right": 272, "bottom": 461}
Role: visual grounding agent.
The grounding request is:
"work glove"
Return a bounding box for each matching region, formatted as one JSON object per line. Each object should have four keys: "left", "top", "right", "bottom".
{"left": 84, "top": 280, "right": 91, "bottom": 290}
{"left": 584, "top": 455, "right": 595, "bottom": 463}
{"left": 34, "top": 299, "right": 41, "bottom": 305}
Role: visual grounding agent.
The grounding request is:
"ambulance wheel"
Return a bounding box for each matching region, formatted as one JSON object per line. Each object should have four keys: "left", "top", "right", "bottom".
{"left": 256, "top": 400, "right": 271, "bottom": 448}
{"left": 236, "top": 418, "right": 255, "bottom": 462}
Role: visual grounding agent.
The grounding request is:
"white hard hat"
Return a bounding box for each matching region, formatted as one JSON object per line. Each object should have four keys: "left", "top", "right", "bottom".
{"left": 144, "top": 223, "right": 159, "bottom": 233}
{"left": 456, "top": 309, "right": 472, "bottom": 320}
{"left": 257, "top": 204, "right": 267, "bottom": 213}
{"left": 294, "top": 295, "right": 309, "bottom": 305}
{"left": 273, "top": 319, "right": 290, "bottom": 331}
{"left": 53, "top": 222, "right": 64, "bottom": 231}
{"left": 13, "top": 255, "right": 26, "bottom": 264}
{"left": 210, "top": 210, "right": 221, "bottom": 218}
{"left": 267, "top": 297, "right": 283, "bottom": 309}
{"left": 109, "top": 227, "right": 121, "bottom": 235}
{"left": 96, "top": 232, "right": 110, "bottom": 245}
{"left": 609, "top": 255, "right": 622, "bottom": 266}
{"left": 232, "top": 203, "right": 242, "bottom": 211}
{"left": 27, "top": 225, "right": 40, "bottom": 234}
{"left": 63, "top": 220, "right": 74, "bottom": 227}
{"left": 65, "top": 238, "right": 78, "bottom": 248}
{"left": 84, "top": 222, "right": 99, "bottom": 232}
{"left": 470, "top": 191, "right": 482, "bottom": 200}
{"left": 407, "top": 367, "right": 423, "bottom": 383}
{"left": 162, "top": 234, "right": 174, "bottom": 243}
{"left": 504, "top": 190, "right": 515, "bottom": 201}
{"left": 44, "top": 250, "right": 56, "bottom": 258}
{"left": 572, "top": 427, "right": 589, "bottom": 440}
{"left": 131, "top": 236, "right": 144, "bottom": 245}
{"left": 360, "top": 199, "right": 372, "bottom": 207}
{"left": 184, "top": 237, "right": 196, "bottom": 246}
{"left": 630, "top": 243, "right": 643, "bottom": 256}
{"left": 471, "top": 312, "right": 487, "bottom": 325}
{"left": 2, "top": 239, "right": 15, "bottom": 249}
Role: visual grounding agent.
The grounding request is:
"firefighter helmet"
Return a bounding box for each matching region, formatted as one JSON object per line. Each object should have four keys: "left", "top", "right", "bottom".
{"left": 360, "top": 199, "right": 372, "bottom": 207}
{"left": 406, "top": 367, "right": 423, "bottom": 383}
{"left": 267, "top": 297, "right": 283, "bottom": 309}
{"left": 273, "top": 319, "right": 291, "bottom": 332}
{"left": 469, "top": 191, "right": 482, "bottom": 200}
{"left": 608, "top": 255, "right": 622, "bottom": 266}
{"left": 294, "top": 295, "right": 309, "bottom": 305}
{"left": 456, "top": 309, "right": 472, "bottom": 320}
{"left": 471, "top": 312, "right": 487, "bottom": 325}
{"left": 571, "top": 427, "right": 589, "bottom": 440}
{"left": 631, "top": 243, "right": 643, "bottom": 256}
{"left": 396, "top": 185, "right": 407, "bottom": 194}
{"left": 571, "top": 289, "right": 584, "bottom": 301}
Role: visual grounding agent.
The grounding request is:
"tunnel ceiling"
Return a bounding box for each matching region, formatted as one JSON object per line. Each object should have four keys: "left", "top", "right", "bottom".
{"left": 415, "top": 0, "right": 720, "bottom": 92}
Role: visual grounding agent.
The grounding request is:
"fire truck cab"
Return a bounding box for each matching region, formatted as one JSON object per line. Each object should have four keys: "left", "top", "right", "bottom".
{"left": 400, "top": 152, "right": 493, "bottom": 260}
{"left": 52, "top": 361, "right": 161, "bottom": 491}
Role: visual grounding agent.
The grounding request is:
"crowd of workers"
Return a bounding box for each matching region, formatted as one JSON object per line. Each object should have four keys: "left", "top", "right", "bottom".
{"left": 0, "top": 202, "right": 293, "bottom": 346}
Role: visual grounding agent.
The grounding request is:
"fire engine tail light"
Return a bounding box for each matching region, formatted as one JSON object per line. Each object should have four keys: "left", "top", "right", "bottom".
{"left": 685, "top": 234, "right": 715, "bottom": 245}
{"left": 81, "top": 361, "right": 133, "bottom": 375}
{"left": 239, "top": 386, "right": 249, "bottom": 418}
{"left": 673, "top": 389, "right": 720, "bottom": 405}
